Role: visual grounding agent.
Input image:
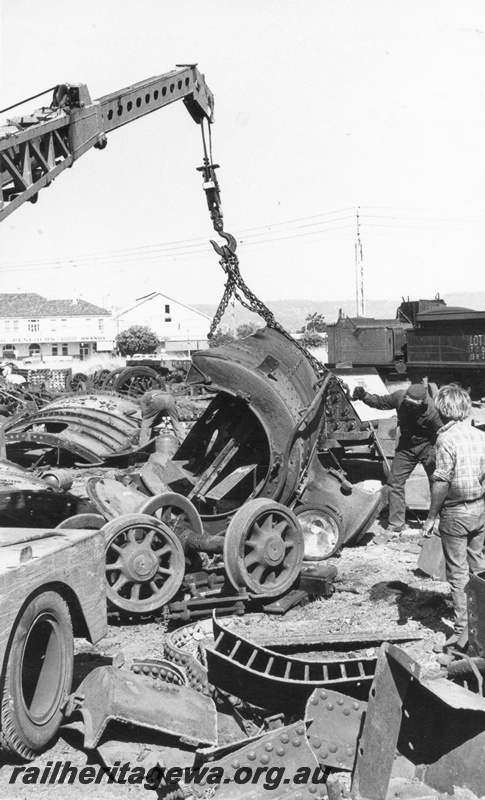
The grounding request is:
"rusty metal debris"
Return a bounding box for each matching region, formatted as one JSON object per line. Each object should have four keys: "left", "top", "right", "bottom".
{"left": 178, "top": 327, "right": 382, "bottom": 555}
{"left": 468, "top": 568, "right": 485, "bottom": 658}
{"left": 305, "top": 688, "right": 366, "bottom": 771}
{"left": 68, "top": 665, "right": 218, "bottom": 749}
{"left": 163, "top": 620, "right": 211, "bottom": 695}
{"left": 130, "top": 658, "right": 187, "bottom": 687}
{"left": 351, "top": 642, "right": 485, "bottom": 799}
{"left": 205, "top": 615, "right": 376, "bottom": 713}
{"left": 86, "top": 477, "right": 146, "bottom": 518}
{"left": 416, "top": 531, "right": 447, "bottom": 581}
{"left": 0, "top": 457, "right": 84, "bottom": 526}
{"left": 241, "top": 623, "right": 424, "bottom": 651}
{"left": 4, "top": 393, "right": 141, "bottom": 466}
{"left": 192, "top": 720, "right": 325, "bottom": 799}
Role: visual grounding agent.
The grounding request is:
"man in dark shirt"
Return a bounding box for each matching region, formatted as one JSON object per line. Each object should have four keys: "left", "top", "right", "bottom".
{"left": 352, "top": 383, "right": 443, "bottom": 532}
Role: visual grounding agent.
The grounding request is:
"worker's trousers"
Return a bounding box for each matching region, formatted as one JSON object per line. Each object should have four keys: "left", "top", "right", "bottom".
{"left": 387, "top": 441, "right": 435, "bottom": 529}
{"left": 439, "top": 499, "right": 485, "bottom": 635}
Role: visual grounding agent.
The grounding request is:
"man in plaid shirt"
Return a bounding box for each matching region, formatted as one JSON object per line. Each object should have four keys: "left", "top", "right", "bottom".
{"left": 423, "top": 384, "right": 485, "bottom": 648}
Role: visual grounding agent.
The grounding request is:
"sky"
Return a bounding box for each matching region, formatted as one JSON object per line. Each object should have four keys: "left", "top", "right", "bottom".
{"left": 1, "top": 0, "right": 485, "bottom": 317}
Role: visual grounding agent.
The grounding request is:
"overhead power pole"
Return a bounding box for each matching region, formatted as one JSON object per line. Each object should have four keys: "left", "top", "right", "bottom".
{"left": 355, "top": 206, "right": 365, "bottom": 317}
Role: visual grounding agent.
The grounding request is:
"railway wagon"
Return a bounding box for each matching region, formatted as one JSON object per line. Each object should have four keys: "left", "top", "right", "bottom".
{"left": 328, "top": 297, "right": 485, "bottom": 399}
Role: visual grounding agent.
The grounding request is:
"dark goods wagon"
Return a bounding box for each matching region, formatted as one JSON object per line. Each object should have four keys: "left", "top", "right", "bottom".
{"left": 406, "top": 305, "right": 485, "bottom": 398}
{"left": 328, "top": 297, "right": 485, "bottom": 399}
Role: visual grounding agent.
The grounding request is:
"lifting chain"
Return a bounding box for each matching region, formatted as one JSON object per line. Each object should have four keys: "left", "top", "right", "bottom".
{"left": 198, "top": 123, "right": 329, "bottom": 383}
{"left": 209, "top": 247, "right": 328, "bottom": 382}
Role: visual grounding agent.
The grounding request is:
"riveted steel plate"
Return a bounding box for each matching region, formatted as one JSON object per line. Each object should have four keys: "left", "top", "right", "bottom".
{"left": 74, "top": 665, "right": 217, "bottom": 749}
{"left": 193, "top": 720, "right": 326, "bottom": 799}
{"left": 305, "top": 688, "right": 367, "bottom": 771}
{"left": 164, "top": 620, "right": 211, "bottom": 695}
{"left": 351, "top": 644, "right": 418, "bottom": 800}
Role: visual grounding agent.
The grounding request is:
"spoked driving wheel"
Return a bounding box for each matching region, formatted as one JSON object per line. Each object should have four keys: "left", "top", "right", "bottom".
{"left": 113, "top": 367, "right": 165, "bottom": 398}
{"left": 103, "top": 513, "right": 185, "bottom": 615}
{"left": 224, "top": 499, "right": 304, "bottom": 597}
{"left": 140, "top": 492, "right": 204, "bottom": 538}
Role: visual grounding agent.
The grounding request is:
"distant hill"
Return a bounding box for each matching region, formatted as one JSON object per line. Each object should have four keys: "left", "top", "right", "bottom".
{"left": 193, "top": 291, "right": 485, "bottom": 333}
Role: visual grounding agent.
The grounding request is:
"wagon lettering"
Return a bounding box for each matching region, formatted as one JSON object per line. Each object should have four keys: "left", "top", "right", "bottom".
{"left": 469, "top": 335, "right": 485, "bottom": 361}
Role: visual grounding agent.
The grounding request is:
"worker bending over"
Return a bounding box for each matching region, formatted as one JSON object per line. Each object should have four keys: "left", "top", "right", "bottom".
{"left": 139, "top": 389, "right": 186, "bottom": 447}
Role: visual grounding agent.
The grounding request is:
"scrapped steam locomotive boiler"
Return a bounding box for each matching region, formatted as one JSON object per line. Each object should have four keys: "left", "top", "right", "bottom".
{"left": 127, "top": 325, "right": 383, "bottom": 601}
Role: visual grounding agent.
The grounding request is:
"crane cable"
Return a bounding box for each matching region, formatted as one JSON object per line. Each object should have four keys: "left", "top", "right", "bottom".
{"left": 198, "top": 124, "right": 328, "bottom": 383}
{"left": 0, "top": 86, "right": 57, "bottom": 115}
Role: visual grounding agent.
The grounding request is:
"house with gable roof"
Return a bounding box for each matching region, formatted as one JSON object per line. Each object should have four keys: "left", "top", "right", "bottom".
{"left": 113, "top": 291, "right": 211, "bottom": 354}
{"left": 0, "top": 293, "right": 114, "bottom": 361}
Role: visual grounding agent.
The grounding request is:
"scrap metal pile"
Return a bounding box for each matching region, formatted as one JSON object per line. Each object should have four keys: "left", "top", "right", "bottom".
{"left": 1, "top": 328, "right": 485, "bottom": 798}
{"left": 61, "top": 609, "right": 485, "bottom": 799}
{"left": 0, "top": 327, "right": 383, "bottom": 616}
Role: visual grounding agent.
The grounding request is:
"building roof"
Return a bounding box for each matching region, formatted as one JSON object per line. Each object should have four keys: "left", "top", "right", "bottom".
{"left": 114, "top": 291, "right": 211, "bottom": 321}
{"left": 0, "top": 294, "right": 110, "bottom": 317}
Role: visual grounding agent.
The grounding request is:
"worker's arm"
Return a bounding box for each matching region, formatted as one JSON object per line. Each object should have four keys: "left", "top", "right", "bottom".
{"left": 352, "top": 387, "right": 400, "bottom": 411}
{"left": 422, "top": 433, "right": 454, "bottom": 536}
{"left": 427, "top": 404, "right": 445, "bottom": 436}
{"left": 422, "top": 479, "right": 450, "bottom": 536}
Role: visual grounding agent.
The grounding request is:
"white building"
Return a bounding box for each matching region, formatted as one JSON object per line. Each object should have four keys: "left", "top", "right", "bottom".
{"left": 0, "top": 293, "right": 114, "bottom": 361}
{"left": 113, "top": 291, "right": 211, "bottom": 354}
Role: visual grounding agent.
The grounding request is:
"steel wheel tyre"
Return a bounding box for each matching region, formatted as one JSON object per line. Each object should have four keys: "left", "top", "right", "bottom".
{"left": 103, "top": 513, "right": 185, "bottom": 615}
{"left": 224, "top": 499, "right": 304, "bottom": 597}
{"left": 140, "top": 492, "right": 204, "bottom": 538}
{"left": 56, "top": 513, "right": 106, "bottom": 530}
{"left": 101, "top": 367, "right": 125, "bottom": 391}
{"left": 92, "top": 368, "right": 111, "bottom": 389}
{"left": 295, "top": 504, "right": 344, "bottom": 561}
{"left": 113, "top": 367, "right": 165, "bottom": 398}
{"left": 69, "top": 372, "right": 88, "bottom": 393}
{"left": 0, "top": 591, "right": 74, "bottom": 761}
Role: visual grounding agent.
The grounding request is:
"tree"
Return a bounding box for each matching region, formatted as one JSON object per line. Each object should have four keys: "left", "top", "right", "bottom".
{"left": 115, "top": 325, "right": 160, "bottom": 356}
{"left": 208, "top": 329, "right": 236, "bottom": 348}
{"left": 300, "top": 332, "right": 325, "bottom": 348}
{"left": 236, "top": 323, "right": 260, "bottom": 339}
{"left": 302, "top": 312, "right": 326, "bottom": 333}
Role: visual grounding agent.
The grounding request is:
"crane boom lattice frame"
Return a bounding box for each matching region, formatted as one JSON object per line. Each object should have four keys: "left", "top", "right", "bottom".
{"left": 0, "top": 66, "right": 214, "bottom": 222}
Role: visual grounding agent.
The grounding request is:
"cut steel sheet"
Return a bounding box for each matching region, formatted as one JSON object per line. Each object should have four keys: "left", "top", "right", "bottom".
{"left": 305, "top": 688, "right": 367, "bottom": 771}
{"left": 351, "top": 644, "right": 417, "bottom": 800}
{"left": 192, "top": 720, "right": 326, "bottom": 799}
{"left": 351, "top": 643, "right": 485, "bottom": 799}
{"left": 4, "top": 393, "right": 140, "bottom": 464}
{"left": 71, "top": 665, "right": 217, "bottom": 749}
{"left": 205, "top": 616, "right": 376, "bottom": 713}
